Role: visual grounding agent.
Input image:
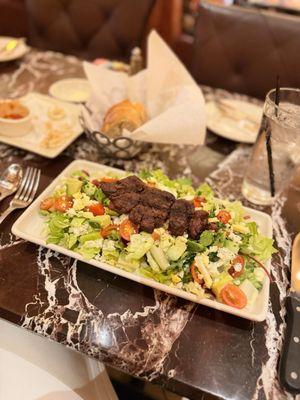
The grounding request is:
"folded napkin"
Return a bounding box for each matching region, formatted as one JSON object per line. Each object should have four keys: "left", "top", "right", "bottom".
{"left": 83, "top": 30, "right": 206, "bottom": 145}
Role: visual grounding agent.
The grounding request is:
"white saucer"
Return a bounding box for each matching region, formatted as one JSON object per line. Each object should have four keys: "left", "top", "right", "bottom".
{"left": 49, "top": 78, "right": 92, "bottom": 103}
{"left": 0, "top": 37, "right": 29, "bottom": 62}
{"left": 206, "top": 98, "right": 263, "bottom": 143}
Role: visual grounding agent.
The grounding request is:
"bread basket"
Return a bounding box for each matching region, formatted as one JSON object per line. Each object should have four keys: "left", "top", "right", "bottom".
{"left": 79, "top": 106, "right": 147, "bottom": 160}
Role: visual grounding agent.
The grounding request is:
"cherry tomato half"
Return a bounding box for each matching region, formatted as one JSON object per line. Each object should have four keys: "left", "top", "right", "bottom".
{"left": 101, "top": 224, "right": 118, "bottom": 238}
{"left": 152, "top": 231, "right": 160, "bottom": 241}
{"left": 190, "top": 261, "right": 203, "bottom": 285}
{"left": 119, "top": 219, "right": 138, "bottom": 241}
{"left": 229, "top": 255, "right": 245, "bottom": 278}
{"left": 193, "top": 196, "right": 206, "bottom": 208}
{"left": 217, "top": 210, "right": 231, "bottom": 224}
{"left": 101, "top": 177, "right": 118, "bottom": 183}
{"left": 54, "top": 195, "right": 73, "bottom": 213}
{"left": 40, "top": 197, "right": 54, "bottom": 211}
{"left": 86, "top": 203, "right": 105, "bottom": 216}
{"left": 220, "top": 283, "right": 247, "bottom": 309}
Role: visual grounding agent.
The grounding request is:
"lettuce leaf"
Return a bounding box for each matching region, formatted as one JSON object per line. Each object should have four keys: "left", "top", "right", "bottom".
{"left": 199, "top": 230, "right": 214, "bottom": 247}
{"left": 196, "top": 183, "right": 214, "bottom": 198}
{"left": 241, "top": 234, "right": 276, "bottom": 261}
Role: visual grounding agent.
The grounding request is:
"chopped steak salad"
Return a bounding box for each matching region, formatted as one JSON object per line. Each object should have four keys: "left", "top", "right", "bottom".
{"left": 39, "top": 169, "right": 276, "bottom": 309}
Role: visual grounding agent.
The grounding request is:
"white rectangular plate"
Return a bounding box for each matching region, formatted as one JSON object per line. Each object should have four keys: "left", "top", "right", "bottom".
{"left": 12, "top": 160, "right": 273, "bottom": 321}
{"left": 0, "top": 93, "right": 82, "bottom": 158}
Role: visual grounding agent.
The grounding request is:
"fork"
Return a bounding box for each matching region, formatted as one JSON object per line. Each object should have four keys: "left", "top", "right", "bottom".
{"left": 0, "top": 167, "right": 41, "bottom": 225}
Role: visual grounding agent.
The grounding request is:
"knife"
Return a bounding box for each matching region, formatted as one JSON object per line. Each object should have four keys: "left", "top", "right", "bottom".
{"left": 279, "top": 232, "right": 300, "bottom": 393}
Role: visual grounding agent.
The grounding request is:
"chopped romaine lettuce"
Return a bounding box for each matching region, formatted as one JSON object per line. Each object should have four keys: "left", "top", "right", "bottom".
{"left": 126, "top": 233, "right": 154, "bottom": 260}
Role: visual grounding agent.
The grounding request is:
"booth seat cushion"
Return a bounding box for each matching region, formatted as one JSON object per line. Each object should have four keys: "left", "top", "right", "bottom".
{"left": 192, "top": 2, "right": 300, "bottom": 99}
{"left": 26, "top": 0, "right": 155, "bottom": 60}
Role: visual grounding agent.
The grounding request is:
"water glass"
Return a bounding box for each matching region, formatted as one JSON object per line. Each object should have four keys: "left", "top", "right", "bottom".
{"left": 242, "top": 88, "right": 300, "bottom": 205}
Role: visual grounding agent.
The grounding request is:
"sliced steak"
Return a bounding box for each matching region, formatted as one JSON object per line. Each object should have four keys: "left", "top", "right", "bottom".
{"left": 99, "top": 181, "right": 118, "bottom": 197}
{"left": 129, "top": 204, "right": 146, "bottom": 225}
{"left": 100, "top": 175, "right": 145, "bottom": 198}
{"left": 168, "top": 199, "right": 194, "bottom": 236}
{"left": 189, "top": 210, "right": 209, "bottom": 239}
{"left": 140, "top": 187, "right": 175, "bottom": 210}
{"left": 118, "top": 175, "right": 145, "bottom": 192}
{"left": 110, "top": 192, "right": 140, "bottom": 214}
{"left": 129, "top": 204, "right": 169, "bottom": 232}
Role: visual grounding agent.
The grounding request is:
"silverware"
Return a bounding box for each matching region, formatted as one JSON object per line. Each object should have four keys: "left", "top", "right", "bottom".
{"left": 279, "top": 232, "right": 300, "bottom": 394}
{"left": 0, "top": 167, "right": 41, "bottom": 225}
{"left": 0, "top": 164, "right": 22, "bottom": 202}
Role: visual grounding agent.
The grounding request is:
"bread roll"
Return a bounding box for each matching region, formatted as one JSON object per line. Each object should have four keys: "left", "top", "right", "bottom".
{"left": 101, "top": 99, "right": 147, "bottom": 137}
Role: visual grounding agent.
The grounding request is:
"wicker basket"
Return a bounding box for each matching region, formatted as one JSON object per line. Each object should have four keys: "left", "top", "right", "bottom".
{"left": 79, "top": 111, "right": 147, "bottom": 160}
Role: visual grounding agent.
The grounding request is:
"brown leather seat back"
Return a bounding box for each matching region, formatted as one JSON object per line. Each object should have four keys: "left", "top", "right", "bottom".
{"left": 192, "top": 2, "right": 300, "bottom": 99}
{"left": 26, "top": 0, "right": 155, "bottom": 61}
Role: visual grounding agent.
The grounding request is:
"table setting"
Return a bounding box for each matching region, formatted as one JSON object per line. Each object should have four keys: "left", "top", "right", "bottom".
{"left": 0, "top": 29, "right": 299, "bottom": 400}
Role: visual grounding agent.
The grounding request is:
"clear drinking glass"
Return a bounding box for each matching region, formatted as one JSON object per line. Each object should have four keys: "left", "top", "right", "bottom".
{"left": 242, "top": 88, "right": 300, "bottom": 205}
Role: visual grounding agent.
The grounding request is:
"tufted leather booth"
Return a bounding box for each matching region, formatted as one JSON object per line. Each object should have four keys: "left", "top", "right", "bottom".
{"left": 26, "top": 0, "right": 155, "bottom": 61}
{"left": 192, "top": 2, "right": 300, "bottom": 99}
{"left": 0, "top": 0, "right": 28, "bottom": 37}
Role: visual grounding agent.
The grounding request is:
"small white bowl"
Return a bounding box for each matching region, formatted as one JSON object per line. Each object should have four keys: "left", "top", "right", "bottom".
{"left": 0, "top": 102, "right": 32, "bottom": 137}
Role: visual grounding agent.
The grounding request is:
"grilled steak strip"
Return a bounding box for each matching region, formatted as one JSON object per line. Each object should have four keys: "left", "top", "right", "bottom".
{"left": 168, "top": 199, "right": 194, "bottom": 237}
{"left": 189, "top": 210, "right": 209, "bottom": 239}
{"left": 100, "top": 175, "right": 210, "bottom": 238}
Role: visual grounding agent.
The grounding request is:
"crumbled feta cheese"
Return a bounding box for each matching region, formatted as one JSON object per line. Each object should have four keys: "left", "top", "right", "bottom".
{"left": 66, "top": 208, "right": 77, "bottom": 217}
{"left": 209, "top": 246, "right": 218, "bottom": 253}
{"left": 112, "top": 214, "right": 128, "bottom": 225}
{"left": 228, "top": 232, "right": 242, "bottom": 244}
{"left": 69, "top": 224, "right": 89, "bottom": 236}
{"left": 217, "top": 247, "right": 235, "bottom": 262}
{"left": 234, "top": 262, "right": 243, "bottom": 272}
{"left": 207, "top": 260, "right": 223, "bottom": 274}
{"left": 102, "top": 239, "right": 116, "bottom": 252}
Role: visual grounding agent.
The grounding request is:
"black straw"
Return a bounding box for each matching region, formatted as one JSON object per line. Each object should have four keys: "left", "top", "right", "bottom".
{"left": 265, "top": 76, "right": 280, "bottom": 198}
{"left": 266, "top": 126, "right": 275, "bottom": 197}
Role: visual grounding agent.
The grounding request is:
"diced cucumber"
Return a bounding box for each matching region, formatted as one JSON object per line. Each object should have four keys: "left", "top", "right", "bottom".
{"left": 167, "top": 238, "right": 186, "bottom": 261}
{"left": 79, "top": 231, "right": 100, "bottom": 244}
{"left": 146, "top": 251, "right": 161, "bottom": 272}
{"left": 149, "top": 245, "right": 170, "bottom": 271}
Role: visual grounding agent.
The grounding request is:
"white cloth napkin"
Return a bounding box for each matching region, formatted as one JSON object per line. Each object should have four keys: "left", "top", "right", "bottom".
{"left": 83, "top": 30, "right": 206, "bottom": 145}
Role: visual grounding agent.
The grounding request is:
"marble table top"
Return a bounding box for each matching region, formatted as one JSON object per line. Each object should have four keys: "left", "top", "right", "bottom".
{"left": 0, "top": 49, "right": 299, "bottom": 400}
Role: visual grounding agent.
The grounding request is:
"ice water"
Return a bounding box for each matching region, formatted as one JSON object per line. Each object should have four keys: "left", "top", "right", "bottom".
{"left": 242, "top": 100, "right": 300, "bottom": 205}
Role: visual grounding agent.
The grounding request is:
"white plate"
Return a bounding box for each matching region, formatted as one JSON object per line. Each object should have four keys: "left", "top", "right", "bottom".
{"left": 12, "top": 160, "right": 273, "bottom": 321}
{"left": 206, "top": 98, "right": 263, "bottom": 143}
{"left": 49, "top": 79, "right": 92, "bottom": 103}
{"left": 0, "top": 93, "right": 82, "bottom": 158}
{"left": 0, "top": 37, "right": 29, "bottom": 62}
